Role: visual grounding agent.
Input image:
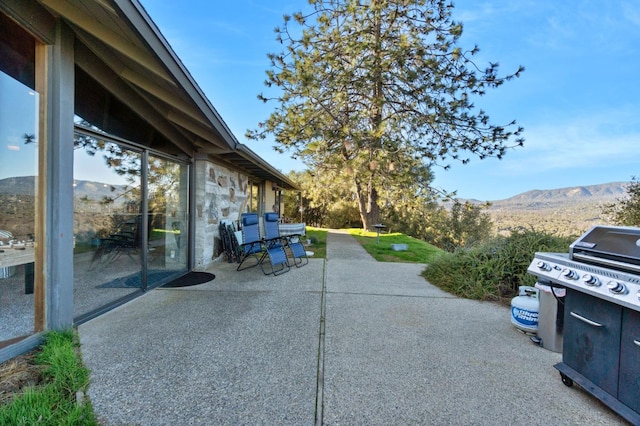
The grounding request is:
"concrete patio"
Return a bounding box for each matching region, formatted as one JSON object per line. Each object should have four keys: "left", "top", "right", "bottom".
{"left": 78, "top": 230, "right": 626, "bottom": 425}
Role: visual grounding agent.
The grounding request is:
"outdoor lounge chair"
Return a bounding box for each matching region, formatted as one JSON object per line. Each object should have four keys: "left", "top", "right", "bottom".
{"left": 259, "top": 241, "right": 290, "bottom": 276}
{"left": 236, "top": 213, "right": 264, "bottom": 271}
{"left": 263, "top": 212, "right": 308, "bottom": 268}
{"left": 89, "top": 215, "right": 149, "bottom": 270}
{"left": 236, "top": 212, "right": 289, "bottom": 275}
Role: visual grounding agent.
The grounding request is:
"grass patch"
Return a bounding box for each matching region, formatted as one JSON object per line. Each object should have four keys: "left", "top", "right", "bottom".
{"left": 348, "top": 229, "right": 443, "bottom": 263}
{"left": 0, "top": 330, "right": 97, "bottom": 425}
{"left": 304, "top": 227, "right": 327, "bottom": 259}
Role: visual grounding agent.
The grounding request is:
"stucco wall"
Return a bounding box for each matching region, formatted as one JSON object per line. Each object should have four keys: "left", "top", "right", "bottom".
{"left": 194, "top": 160, "right": 249, "bottom": 268}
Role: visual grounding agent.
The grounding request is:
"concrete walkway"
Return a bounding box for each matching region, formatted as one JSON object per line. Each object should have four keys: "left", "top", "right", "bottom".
{"left": 79, "top": 230, "right": 626, "bottom": 425}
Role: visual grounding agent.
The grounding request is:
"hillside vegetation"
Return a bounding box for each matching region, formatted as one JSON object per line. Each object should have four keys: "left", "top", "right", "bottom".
{"left": 479, "top": 182, "right": 627, "bottom": 237}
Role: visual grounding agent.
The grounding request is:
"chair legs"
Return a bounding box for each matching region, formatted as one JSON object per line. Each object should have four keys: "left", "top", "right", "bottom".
{"left": 286, "top": 241, "right": 309, "bottom": 268}
{"left": 260, "top": 246, "right": 290, "bottom": 276}
{"left": 237, "top": 242, "right": 264, "bottom": 271}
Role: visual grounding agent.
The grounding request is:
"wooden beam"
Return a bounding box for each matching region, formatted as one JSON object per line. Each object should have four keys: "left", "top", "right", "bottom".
{"left": 40, "top": 0, "right": 173, "bottom": 84}
{"left": 75, "top": 43, "right": 195, "bottom": 156}
{"left": 119, "top": 68, "right": 210, "bottom": 127}
{"left": 0, "top": 0, "right": 56, "bottom": 44}
{"left": 166, "top": 110, "right": 228, "bottom": 149}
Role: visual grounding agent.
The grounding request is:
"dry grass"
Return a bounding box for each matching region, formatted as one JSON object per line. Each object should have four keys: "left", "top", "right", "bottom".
{"left": 0, "top": 351, "right": 44, "bottom": 406}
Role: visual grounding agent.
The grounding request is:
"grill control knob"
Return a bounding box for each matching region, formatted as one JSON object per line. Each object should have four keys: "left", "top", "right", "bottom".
{"left": 536, "top": 261, "right": 551, "bottom": 271}
{"left": 607, "top": 281, "right": 627, "bottom": 295}
{"left": 582, "top": 274, "right": 600, "bottom": 287}
{"left": 562, "top": 268, "right": 578, "bottom": 280}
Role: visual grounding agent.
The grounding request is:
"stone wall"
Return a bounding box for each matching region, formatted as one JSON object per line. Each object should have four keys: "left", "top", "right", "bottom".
{"left": 194, "top": 159, "right": 249, "bottom": 268}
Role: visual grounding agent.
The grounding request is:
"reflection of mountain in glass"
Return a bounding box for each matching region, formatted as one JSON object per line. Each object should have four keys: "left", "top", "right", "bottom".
{"left": 0, "top": 176, "right": 36, "bottom": 239}
{"left": 0, "top": 176, "right": 130, "bottom": 205}
{"left": 73, "top": 180, "right": 133, "bottom": 208}
{"left": 0, "top": 176, "right": 36, "bottom": 195}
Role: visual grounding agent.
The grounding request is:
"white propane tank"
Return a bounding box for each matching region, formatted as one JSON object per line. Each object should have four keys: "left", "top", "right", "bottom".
{"left": 510, "top": 286, "right": 539, "bottom": 334}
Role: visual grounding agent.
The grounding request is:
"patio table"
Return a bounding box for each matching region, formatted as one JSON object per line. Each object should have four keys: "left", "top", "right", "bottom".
{"left": 0, "top": 246, "right": 35, "bottom": 294}
{"left": 278, "top": 223, "right": 306, "bottom": 238}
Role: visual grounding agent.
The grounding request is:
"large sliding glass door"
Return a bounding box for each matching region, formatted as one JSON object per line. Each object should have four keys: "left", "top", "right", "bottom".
{"left": 73, "top": 134, "right": 143, "bottom": 316}
{"left": 72, "top": 129, "right": 189, "bottom": 320}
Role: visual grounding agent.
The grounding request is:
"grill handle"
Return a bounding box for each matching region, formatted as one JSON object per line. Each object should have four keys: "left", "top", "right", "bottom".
{"left": 572, "top": 252, "right": 640, "bottom": 274}
{"left": 570, "top": 311, "right": 603, "bottom": 327}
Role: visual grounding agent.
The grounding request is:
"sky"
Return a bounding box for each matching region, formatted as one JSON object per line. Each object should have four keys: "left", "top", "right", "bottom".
{"left": 0, "top": 75, "right": 38, "bottom": 179}
{"left": 136, "top": 0, "right": 640, "bottom": 201}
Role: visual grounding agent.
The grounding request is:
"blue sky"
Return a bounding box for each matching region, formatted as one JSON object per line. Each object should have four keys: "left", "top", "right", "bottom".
{"left": 139, "top": 0, "right": 640, "bottom": 201}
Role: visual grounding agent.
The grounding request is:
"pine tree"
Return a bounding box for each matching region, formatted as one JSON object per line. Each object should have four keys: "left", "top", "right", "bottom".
{"left": 249, "top": 0, "right": 524, "bottom": 230}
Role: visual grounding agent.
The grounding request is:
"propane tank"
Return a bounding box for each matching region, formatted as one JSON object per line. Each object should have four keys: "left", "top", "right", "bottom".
{"left": 511, "top": 286, "right": 539, "bottom": 334}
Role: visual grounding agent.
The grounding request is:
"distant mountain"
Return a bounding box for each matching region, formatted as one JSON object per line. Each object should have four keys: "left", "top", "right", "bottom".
{"left": 475, "top": 182, "right": 630, "bottom": 237}
{"left": 0, "top": 176, "right": 130, "bottom": 204}
{"left": 492, "top": 182, "right": 628, "bottom": 206}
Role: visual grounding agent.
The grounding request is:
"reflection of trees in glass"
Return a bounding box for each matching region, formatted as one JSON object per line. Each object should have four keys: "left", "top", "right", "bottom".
{"left": 148, "top": 157, "right": 181, "bottom": 219}
{"left": 22, "top": 133, "right": 36, "bottom": 145}
{"left": 74, "top": 130, "right": 141, "bottom": 208}
{"left": 73, "top": 123, "right": 183, "bottom": 242}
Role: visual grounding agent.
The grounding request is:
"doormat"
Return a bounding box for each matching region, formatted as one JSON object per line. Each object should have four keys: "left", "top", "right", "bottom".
{"left": 162, "top": 271, "right": 215, "bottom": 288}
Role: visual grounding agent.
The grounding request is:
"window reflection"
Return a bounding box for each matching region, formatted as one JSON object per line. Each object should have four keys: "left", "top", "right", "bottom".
{"left": 0, "top": 72, "right": 38, "bottom": 343}
{"left": 147, "top": 155, "right": 188, "bottom": 281}
{"left": 73, "top": 131, "right": 142, "bottom": 317}
{"left": 72, "top": 128, "right": 189, "bottom": 320}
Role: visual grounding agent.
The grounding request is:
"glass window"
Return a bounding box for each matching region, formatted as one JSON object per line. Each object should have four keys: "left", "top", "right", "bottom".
{"left": 73, "top": 131, "right": 143, "bottom": 317}
{"left": 147, "top": 154, "right": 189, "bottom": 284}
{"left": 0, "top": 72, "right": 38, "bottom": 343}
{"left": 72, "top": 129, "right": 190, "bottom": 320}
{"left": 247, "top": 180, "right": 259, "bottom": 213}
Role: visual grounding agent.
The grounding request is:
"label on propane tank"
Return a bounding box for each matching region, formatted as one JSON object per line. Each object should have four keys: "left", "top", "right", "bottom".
{"left": 511, "top": 306, "right": 538, "bottom": 326}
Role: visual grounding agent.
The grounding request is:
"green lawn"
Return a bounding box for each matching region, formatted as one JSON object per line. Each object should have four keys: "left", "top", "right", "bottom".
{"left": 348, "top": 229, "right": 443, "bottom": 263}
{"left": 304, "top": 227, "right": 327, "bottom": 259}
{"left": 301, "top": 227, "right": 442, "bottom": 263}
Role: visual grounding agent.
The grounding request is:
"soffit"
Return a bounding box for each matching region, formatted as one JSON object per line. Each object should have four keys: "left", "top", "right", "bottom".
{"left": 34, "top": 0, "right": 298, "bottom": 189}
{"left": 37, "top": 0, "right": 232, "bottom": 154}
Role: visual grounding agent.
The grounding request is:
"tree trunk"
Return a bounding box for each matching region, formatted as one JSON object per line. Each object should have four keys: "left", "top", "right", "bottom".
{"left": 355, "top": 177, "right": 380, "bottom": 231}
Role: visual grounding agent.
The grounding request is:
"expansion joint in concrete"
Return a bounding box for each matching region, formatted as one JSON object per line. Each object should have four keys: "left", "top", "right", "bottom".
{"left": 314, "top": 259, "right": 327, "bottom": 426}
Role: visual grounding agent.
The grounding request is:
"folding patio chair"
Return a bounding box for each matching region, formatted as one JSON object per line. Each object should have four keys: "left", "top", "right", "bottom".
{"left": 236, "top": 212, "right": 289, "bottom": 275}
{"left": 259, "top": 241, "right": 290, "bottom": 276}
{"left": 236, "top": 213, "right": 264, "bottom": 271}
{"left": 263, "top": 212, "right": 308, "bottom": 268}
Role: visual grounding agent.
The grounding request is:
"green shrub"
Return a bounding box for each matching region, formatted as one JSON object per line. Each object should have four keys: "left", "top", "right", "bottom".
{"left": 422, "top": 228, "right": 574, "bottom": 303}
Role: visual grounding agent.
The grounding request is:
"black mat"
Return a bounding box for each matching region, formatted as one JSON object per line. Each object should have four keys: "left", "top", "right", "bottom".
{"left": 162, "top": 271, "right": 215, "bottom": 288}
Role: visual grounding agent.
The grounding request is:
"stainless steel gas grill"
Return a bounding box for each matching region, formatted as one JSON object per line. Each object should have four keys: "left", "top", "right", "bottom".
{"left": 527, "top": 225, "right": 640, "bottom": 424}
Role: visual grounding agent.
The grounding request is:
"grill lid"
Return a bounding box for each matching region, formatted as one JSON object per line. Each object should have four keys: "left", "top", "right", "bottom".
{"left": 570, "top": 225, "right": 640, "bottom": 271}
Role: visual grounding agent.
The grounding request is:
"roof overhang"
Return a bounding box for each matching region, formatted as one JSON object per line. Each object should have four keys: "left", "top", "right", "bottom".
{"left": 10, "top": 0, "right": 298, "bottom": 190}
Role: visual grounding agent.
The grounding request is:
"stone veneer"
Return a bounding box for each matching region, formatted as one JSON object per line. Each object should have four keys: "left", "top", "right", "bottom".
{"left": 194, "top": 159, "right": 249, "bottom": 268}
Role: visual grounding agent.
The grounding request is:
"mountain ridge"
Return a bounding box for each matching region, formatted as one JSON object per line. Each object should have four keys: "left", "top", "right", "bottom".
{"left": 474, "top": 181, "right": 628, "bottom": 236}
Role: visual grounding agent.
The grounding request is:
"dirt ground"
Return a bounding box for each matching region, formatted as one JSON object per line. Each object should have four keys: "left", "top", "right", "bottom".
{"left": 0, "top": 350, "right": 44, "bottom": 406}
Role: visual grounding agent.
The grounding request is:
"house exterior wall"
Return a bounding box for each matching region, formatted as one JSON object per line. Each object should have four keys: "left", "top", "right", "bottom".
{"left": 0, "top": 0, "right": 297, "bottom": 363}
{"left": 193, "top": 159, "right": 249, "bottom": 268}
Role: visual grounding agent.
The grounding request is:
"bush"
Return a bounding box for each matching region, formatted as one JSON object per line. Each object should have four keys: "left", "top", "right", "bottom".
{"left": 422, "top": 228, "right": 574, "bottom": 303}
